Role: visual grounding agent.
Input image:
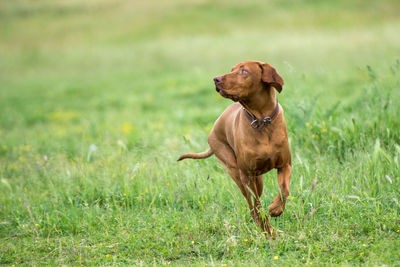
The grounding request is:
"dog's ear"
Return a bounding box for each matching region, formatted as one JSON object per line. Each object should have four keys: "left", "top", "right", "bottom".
{"left": 260, "top": 63, "right": 284, "bottom": 93}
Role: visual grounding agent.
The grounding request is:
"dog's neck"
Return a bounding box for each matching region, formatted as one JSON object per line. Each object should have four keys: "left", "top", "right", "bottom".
{"left": 239, "top": 86, "right": 277, "bottom": 119}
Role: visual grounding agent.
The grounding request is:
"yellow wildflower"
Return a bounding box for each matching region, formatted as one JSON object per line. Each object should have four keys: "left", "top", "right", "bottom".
{"left": 204, "top": 124, "right": 213, "bottom": 132}
{"left": 360, "top": 252, "right": 364, "bottom": 256}
{"left": 273, "top": 256, "right": 278, "bottom": 260}
{"left": 106, "top": 254, "right": 111, "bottom": 258}
{"left": 48, "top": 110, "right": 80, "bottom": 123}
{"left": 121, "top": 122, "right": 133, "bottom": 134}
{"left": 244, "top": 238, "right": 248, "bottom": 242}
{"left": 321, "top": 128, "right": 328, "bottom": 133}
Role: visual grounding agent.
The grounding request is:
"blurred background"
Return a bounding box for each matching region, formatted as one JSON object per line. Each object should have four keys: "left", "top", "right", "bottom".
{"left": 1, "top": 0, "right": 399, "bottom": 265}
{"left": 1, "top": 0, "right": 399, "bottom": 157}
{"left": 1, "top": 0, "right": 399, "bottom": 138}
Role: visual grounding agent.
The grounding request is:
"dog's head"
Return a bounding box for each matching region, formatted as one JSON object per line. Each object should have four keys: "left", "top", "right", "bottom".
{"left": 213, "top": 61, "right": 284, "bottom": 102}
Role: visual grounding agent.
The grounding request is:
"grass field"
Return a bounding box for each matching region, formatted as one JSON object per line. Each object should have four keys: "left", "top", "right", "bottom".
{"left": 1, "top": 0, "right": 400, "bottom": 265}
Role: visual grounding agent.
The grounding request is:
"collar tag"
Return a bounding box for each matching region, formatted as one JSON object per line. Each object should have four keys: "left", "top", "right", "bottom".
{"left": 263, "top": 117, "right": 272, "bottom": 126}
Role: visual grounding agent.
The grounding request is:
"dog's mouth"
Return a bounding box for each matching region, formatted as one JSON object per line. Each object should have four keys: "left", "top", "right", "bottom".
{"left": 215, "top": 86, "right": 239, "bottom": 101}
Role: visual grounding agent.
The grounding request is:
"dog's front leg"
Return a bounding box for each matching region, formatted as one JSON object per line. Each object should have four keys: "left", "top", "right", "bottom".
{"left": 269, "top": 163, "right": 292, "bottom": 217}
{"left": 240, "top": 173, "right": 274, "bottom": 237}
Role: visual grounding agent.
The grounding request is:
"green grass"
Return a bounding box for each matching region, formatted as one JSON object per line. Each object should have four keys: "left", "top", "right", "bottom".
{"left": 1, "top": 0, "right": 400, "bottom": 265}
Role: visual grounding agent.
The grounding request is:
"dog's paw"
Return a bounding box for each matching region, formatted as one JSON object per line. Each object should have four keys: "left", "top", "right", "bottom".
{"left": 268, "top": 203, "right": 284, "bottom": 217}
{"left": 268, "top": 196, "right": 286, "bottom": 217}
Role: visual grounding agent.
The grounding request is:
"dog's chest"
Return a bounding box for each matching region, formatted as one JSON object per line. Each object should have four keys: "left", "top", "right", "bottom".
{"left": 231, "top": 112, "right": 288, "bottom": 175}
{"left": 236, "top": 138, "right": 281, "bottom": 175}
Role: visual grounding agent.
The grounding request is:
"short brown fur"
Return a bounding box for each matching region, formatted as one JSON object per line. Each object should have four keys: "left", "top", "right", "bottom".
{"left": 178, "top": 61, "right": 292, "bottom": 237}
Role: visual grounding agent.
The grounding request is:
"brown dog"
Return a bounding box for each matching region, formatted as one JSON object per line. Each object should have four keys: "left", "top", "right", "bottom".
{"left": 178, "top": 61, "right": 291, "bottom": 237}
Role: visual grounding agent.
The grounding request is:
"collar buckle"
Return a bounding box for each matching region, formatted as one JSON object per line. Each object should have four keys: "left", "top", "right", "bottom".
{"left": 243, "top": 98, "right": 280, "bottom": 131}
{"left": 250, "top": 119, "right": 259, "bottom": 129}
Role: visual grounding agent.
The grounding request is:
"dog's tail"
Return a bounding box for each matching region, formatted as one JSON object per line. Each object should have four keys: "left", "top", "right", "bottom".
{"left": 177, "top": 148, "right": 214, "bottom": 161}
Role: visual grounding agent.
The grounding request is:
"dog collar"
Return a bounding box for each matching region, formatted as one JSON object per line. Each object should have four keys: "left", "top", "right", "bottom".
{"left": 243, "top": 100, "right": 280, "bottom": 131}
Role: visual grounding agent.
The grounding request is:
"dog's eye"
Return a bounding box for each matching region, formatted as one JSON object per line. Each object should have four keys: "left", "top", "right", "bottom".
{"left": 240, "top": 69, "right": 248, "bottom": 75}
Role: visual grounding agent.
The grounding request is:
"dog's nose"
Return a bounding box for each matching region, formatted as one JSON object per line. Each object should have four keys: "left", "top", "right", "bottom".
{"left": 213, "top": 76, "right": 222, "bottom": 84}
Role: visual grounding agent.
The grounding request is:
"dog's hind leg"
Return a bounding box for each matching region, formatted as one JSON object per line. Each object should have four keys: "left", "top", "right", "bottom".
{"left": 208, "top": 137, "right": 247, "bottom": 196}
